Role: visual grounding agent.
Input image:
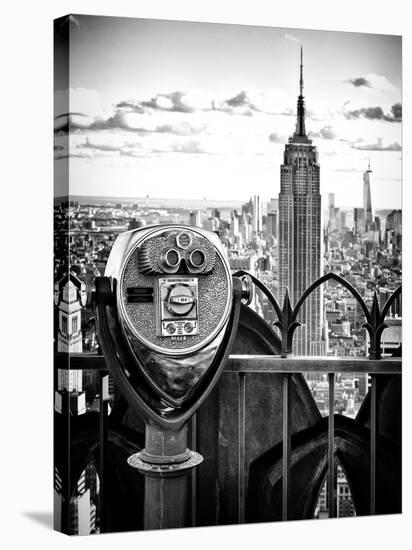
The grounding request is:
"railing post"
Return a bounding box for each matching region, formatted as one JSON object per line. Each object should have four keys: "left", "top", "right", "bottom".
{"left": 61, "top": 402, "right": 71, "bottom": 534}
{"left": 328, "top": 373, "right": 336, "bottom": 518}
{"left": 370, "top": 374, "right": 377, "bottom": 515}
{"left": 190, "top": 413, "right": 198, "bottom": 527}
{"left": 238, "top": 372, "right": 246, "bottom": 523}
{"left": 282, "top": 373, "right": 292, "bottom": 520}
{"left": 99, "top": 372, "right": 109, "bottom": 532}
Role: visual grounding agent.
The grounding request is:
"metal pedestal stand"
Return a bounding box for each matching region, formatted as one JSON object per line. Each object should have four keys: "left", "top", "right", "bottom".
{"left": 128, "top": 424, "right": 203, "bottom": 529}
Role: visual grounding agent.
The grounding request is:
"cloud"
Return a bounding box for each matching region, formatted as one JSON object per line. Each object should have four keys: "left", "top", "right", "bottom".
{"left": 344, "top": 73, "right": 397, "bottom": 92}
{"left": 56, "top": 88, "right": 299, "bottom": 141}
{"left": 82, "top": 138, "right": 123, "bottom": 152}
{"left": 115, "top": 100, "right": 146, "bottom": 113}
{"left": 350, "top": 138, "right": 401, "bottom": 151}
{"left": 221, "top": 89, "right": 293, "bottom": 116}
{"left": 226, "top": 90, "right": 250, "bottom": 108}
{"left": 119, "top": 150, "right": 148, "bottom": 158}
{"left": 142, "top": 90, "right": 214, "bottom": 113}
{"left": 115, "top": 91, "right": 214, "bottom": 119}
{"left": 55, "top": 151, "right": 93, "bottom": 160}
{"left": 171, "top": 140, "right": 207, "bottom": 154}
{"left": 89, "top": 111, "right": 207, "bottom": 136}
{"left": 54, "top": 85, "right": 401, "bottom": 164}
{"left": 345, "top": 106, "right": 385, "bottom": 120}
{"left": 54, "top": 88, "right": 108, "bottom": 119}
{"left": 320, "top": 126, "right": 338, "bottom": 140}
{"left": 156, "top": 122, "right": 206, "bottom": 136}
{"left": 54, "top": 113, "right": 95, "bottom": 132}
{"left": 344, "top": 103, "right": 402, "bottom": 122}
{"left": 60, "top": 133, "right": 139, "bottom": 159}
{"left": 390, "top": 102, "right": 402, "bottom": 121}
{"left": 118, "top": 88, "right": 294, "bottom": 118}
{"left": 268, "top": 132, "right": 285, "bottom": 143}
{"left": 309, "top": 125, "right": 338, "bottom": 140}
{"left": 345, "top": 77, "right": 371, "bottom": 88}
{"left": 64, "top": 131, "right": 215, "bottom": 159}
{"left": 284, "top": 33, "right": 299, "bottom": 43}
{"left": 91, "top": 111, "right": 159, "bottom": 132}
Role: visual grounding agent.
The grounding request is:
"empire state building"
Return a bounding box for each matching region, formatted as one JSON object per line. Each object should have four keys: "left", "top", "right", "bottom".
{"left": 278, "top": 48, "right": 323, "bottom": 356}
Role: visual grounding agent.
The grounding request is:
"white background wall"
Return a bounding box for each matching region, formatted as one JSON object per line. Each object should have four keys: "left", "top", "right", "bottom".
{"left": 1, "top": 1, "right": 410, "bottom": 548}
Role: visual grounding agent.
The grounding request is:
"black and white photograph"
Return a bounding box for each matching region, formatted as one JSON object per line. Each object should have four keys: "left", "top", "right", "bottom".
{"left": 53, "top": 13, "right": 402, "bottom": 536}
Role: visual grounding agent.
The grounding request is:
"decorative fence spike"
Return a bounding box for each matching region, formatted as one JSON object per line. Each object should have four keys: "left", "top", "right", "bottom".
{"left": 274, "top": 289, "right": 301, "bottom": 358}
{"left": 233, "top": 270, "right": 401, "bottom": 361}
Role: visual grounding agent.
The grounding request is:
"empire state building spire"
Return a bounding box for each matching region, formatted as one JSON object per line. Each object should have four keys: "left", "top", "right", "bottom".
{"left": 279, "top": 45, "right": 322, "bottom": 356}
{"left": 293, "top": 46, "right": 307, "bottom": 139}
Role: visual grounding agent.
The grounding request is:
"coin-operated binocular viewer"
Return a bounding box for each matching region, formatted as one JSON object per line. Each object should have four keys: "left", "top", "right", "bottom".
{"left": 93, "top": 225, "right": 252, "bottom": 529}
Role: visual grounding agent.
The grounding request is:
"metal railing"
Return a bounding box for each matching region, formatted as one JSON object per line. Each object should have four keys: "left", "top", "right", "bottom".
{"left": 54, "top": 273, "right": 402, "bottom": 529}
{"left": 55, "top": 351, "right": 401, "bottom": 526}
{"left": 226, "top": 355, "right": 401, "bottom": 520}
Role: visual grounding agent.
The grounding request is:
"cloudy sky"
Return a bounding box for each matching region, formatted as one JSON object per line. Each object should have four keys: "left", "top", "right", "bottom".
{"left": 54, "top": 15, "right": 402, "bottom": 209}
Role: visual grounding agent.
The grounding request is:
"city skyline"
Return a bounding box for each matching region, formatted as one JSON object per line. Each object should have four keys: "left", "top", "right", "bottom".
{"left": 54, "top": 16, "right": 401, "bottom": 209}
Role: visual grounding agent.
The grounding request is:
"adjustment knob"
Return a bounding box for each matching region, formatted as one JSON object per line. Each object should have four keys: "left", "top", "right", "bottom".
{"left": 166, "top": 284, "right": 196, "bottom": 316}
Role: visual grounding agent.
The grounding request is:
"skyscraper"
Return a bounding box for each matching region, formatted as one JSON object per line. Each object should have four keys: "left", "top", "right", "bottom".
{"left": 230, "top": 210, "right": 240, "bottom": 240}
{"left": 278, "top": 48, "right": 323, "bottom": 356}
{"left": 54, "top": 272, "right": 87, "bottom": 415}
{"left": 354, "top": 207, "right": 366, "bottom": 235}
{"left": 265, "top": 211, "right": 278, "bottom": 243}
{"left": 363, "top": 161, "right": 374, "bottom": 231}
{"left": 189, "top": 209, "right": 202, "bottom": 227}
{"left": 252, "top": 194, "right": 262, "bottom": 234}
{"left": 266, "top": 198, "right": 279, "bottom": 243}
{"left": 328, "top": 192, "right": 340, "bottom": 232}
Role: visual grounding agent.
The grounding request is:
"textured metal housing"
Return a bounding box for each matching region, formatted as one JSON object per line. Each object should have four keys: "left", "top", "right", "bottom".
{"left": 105, "top": 225, "right": 232, "bottom": 356}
